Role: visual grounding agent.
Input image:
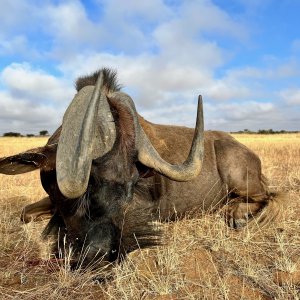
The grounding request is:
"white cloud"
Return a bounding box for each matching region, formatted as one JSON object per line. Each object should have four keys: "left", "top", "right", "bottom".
{"left": 203, "top": 101, "right": 284, "bottom": 132}
{"left": 0, "top": 63, "right": 75, "bottom": 134}
{"left": 225, "top": 59, "right": 300, "bottom": 81}
{"left": 0, "top": 35, "right": 43, "bottom": 60}
{"left": 0, "top": 91, "right": 63, "bottom": 134}
{"left": 180, "top": 0, "right": 248, "bottom": 40}
{"left": 1, "top": 63, "right": 74, "bottom": 104}
{"left": 99, "top": 0, "right": 172, "bottom": 21}
{"left": 50, "top": 0, "right": 251, "bottom": 110}
{"left": 41, "top": 0, "right": 171, "bottom": 58}
{"left": 216, "top": 101, "right": 275, "bottom": 121}
{"left": 203, "top": 78, "right": 251, "bottom": 101}
{"left": 44, "top": 1, "right": 103, "bottom": 49}
{"left": 0, "top": 1, "right": 32, "bottom": 32}
{"left": 280, "top": 88, "right": 300, "bottom": 105}
{"left": 0, "top": 35, "right": 27, "bottom": 55}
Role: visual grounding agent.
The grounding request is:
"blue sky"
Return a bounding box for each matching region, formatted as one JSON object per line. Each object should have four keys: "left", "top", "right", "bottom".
{"left": 0, "top": 0, "right": 299, "bottom": 134}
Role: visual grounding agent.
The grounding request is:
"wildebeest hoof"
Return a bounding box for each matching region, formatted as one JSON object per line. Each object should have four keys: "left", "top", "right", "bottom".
{"left": 232, "top": 218, "right": 247, "bottom": 229}
{"left": 92, "top": 274, "right": 113, "bottom": 284}
{"left": 228, "top": 216, "right": 247, "bottom": 229}
{"left": 224, "top": 201, "right": 264, "bottom": 229}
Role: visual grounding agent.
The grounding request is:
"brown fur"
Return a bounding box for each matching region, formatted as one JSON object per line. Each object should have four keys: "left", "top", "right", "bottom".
{"left": 109, "top": 97, "right": 136, "bottom": 159}
{"left": 136, "top": 120, "right": 284, "bottom": 227}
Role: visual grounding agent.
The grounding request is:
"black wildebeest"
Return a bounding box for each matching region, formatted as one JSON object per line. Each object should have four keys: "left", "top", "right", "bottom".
{"left": 0, "top": 68, "right": 283, "bottom": 268}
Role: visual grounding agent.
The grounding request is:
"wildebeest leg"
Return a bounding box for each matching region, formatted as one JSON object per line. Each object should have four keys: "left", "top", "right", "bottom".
{"left": 222, "top": 198, "right": 267, "bottom": 228}
{"left": 215, "top": 139, "right": 269, "bottom": 228}
{"left": 21, "top": 197, "right": 54, "bottom": 223}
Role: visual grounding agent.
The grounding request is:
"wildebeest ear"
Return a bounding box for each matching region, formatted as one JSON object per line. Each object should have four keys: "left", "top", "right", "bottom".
{"left": 136, "top": 161, "right": 155, "bottom": 178}
{"left": 21, "top": 196, "right": 53, "bottom": 223}
{"left": 0, "top": 145, "right": 56, "bottom": 175}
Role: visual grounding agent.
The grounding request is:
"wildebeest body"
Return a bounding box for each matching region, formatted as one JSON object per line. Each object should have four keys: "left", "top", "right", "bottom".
{"left": 42, "top": 120, "right": 266, "bottom": 222}
{"left": 0, "top": 68, "right": 281, "bottom": 268}
{"left": 131, "top": 119, "right": 266, "bottom": 219}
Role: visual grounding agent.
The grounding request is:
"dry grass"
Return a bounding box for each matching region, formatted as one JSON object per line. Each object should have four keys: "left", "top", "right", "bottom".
{"left": 0, "top": 134, "right": 300, "bottom": 299}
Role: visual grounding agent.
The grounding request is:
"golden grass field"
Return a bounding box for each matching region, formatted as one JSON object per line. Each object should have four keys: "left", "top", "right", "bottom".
{"left": 0, "top": 134, "right": 299, "bottom": 299}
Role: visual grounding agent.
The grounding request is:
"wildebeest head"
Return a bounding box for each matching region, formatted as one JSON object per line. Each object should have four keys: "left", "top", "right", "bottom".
{"left": 0, "top": 68, "right": 204, "bottom": 269}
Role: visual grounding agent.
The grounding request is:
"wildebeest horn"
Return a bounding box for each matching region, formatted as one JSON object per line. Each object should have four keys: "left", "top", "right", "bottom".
{"left": 108, "top": 92, "right": 204, "bottom": 181}
{"left": 139, "top": 96, "right": 204, "bottom": 181}
{"left": 57, "top": 72, "right": 116, "bottom": 199}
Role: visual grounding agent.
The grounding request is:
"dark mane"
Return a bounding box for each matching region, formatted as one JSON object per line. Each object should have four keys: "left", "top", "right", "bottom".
{"left": 75, "top": 68, "right": 122, "bottom": 92}
{"left": 109, "top": 98, "right": 136, "bottom": 159}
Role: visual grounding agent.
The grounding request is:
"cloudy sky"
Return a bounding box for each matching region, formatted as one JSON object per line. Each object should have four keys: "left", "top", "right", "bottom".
{"left": 0, "top": 0, "right": 299, "bottom": 135}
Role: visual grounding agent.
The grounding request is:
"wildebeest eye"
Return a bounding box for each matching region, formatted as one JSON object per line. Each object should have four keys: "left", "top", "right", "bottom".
{"left": 136, "top": 161, "right": 155, "bottom": 178}
{"left": 109, "top": 248, "right": 119, "bottom": 262}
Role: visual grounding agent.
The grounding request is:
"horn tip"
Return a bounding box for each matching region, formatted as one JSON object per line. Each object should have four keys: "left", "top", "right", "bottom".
{"left": 198, "top": 95, "right": 203, "bottom": 103}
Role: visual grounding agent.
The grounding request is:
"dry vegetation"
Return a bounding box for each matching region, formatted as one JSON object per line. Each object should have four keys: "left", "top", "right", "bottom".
{"left": 0, "top": 134, "right": 299, "bottom": 299}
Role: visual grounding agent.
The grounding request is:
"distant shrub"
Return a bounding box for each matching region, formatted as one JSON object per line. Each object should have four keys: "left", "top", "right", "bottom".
{"left": 39, "top": 130, "right": 49, "bottom": 136}
{"left": 26, "top": 134, "right": 35, "bottom": 137}
{"left": 258, "top": 129, "right": 275, "bottom": 134}
{"left": 231, "top": 129, "right": 298, "bottom": 134}
{"left": 3, "top": 132, "right": 22, "bottom": 137}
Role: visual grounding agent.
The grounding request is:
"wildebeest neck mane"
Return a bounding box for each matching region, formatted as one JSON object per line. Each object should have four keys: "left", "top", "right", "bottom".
{"left": 108, "top": 97, "right": 136, "bottom": 160}
{"left": 75, "top": 68, "right": 122, "bottom": 92}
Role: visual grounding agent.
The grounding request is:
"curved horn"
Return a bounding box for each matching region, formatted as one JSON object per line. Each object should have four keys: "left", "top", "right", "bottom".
{"left": 108, "top": 92, "right": 204, "bottom": 181}
{"left": 139, "top": 96, "right": 204, "bottom": 181}
{"left": 57, "top": 72, "right": 116, "bottom": 199}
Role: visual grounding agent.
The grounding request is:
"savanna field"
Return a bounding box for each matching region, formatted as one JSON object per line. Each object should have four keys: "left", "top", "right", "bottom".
{"left": 0, "top": 134, "right": 299, "bottom": 299}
